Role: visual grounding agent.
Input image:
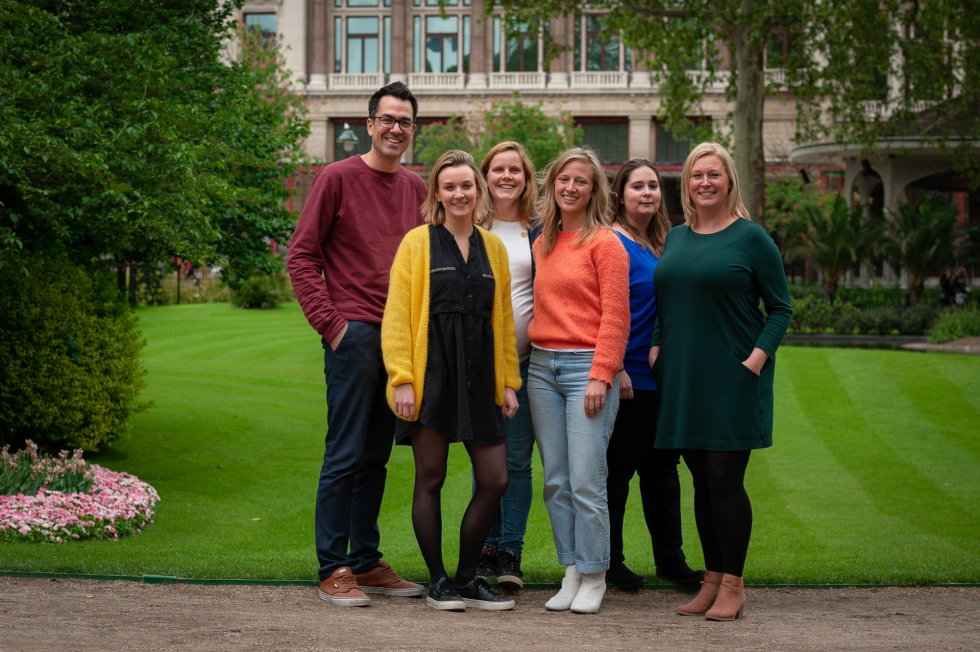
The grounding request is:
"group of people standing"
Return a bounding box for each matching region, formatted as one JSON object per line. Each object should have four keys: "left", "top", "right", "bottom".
{"left": 288, "top": 82, "right": 792, "bottom": 620}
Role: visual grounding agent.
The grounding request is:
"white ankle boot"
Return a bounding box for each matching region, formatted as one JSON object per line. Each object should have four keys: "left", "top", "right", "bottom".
{"left": 570, "top": 572, "right": 606, "bottom": 614}
{"left": 544, "top": 565, "right": 582, "bottom": 611}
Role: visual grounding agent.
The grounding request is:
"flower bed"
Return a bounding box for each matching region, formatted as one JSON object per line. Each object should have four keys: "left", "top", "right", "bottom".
{"left": 1, "top": 444, "right": 159, "bottom": 543}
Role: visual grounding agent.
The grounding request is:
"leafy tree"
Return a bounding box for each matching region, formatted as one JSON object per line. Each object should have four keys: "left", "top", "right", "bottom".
{"left": 0, "top": 0, "right": 309, "bottom": 288}
{"left": 880, "top": 199, "right": 962, "bottom": 303}
{"left": 416, "top": 94, "right": 580, "bottom": 171}
{"left": 787, "top": 195, "right": 880, "bottom": 302}
{"left": 494, "top": 0, "right": 980, "bottom": 221}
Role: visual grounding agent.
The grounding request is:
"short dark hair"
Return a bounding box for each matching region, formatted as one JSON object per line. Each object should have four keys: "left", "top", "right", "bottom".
{"left": 368, "top": 82, "right": 418, "bottom": 120}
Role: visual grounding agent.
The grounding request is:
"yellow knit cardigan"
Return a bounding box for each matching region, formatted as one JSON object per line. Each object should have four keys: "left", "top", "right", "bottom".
{"left": 381, "top": 224, "right": 521, "bottom": 420}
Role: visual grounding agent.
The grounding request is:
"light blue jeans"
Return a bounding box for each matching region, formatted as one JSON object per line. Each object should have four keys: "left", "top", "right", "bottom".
{"left": 527, "top": 348, "right": 620, "bottom": 574}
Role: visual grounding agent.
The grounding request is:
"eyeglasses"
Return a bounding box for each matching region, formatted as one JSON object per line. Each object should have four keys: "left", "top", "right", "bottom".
{"left": 371, "top": 114, "right": 416, "bottom": 132}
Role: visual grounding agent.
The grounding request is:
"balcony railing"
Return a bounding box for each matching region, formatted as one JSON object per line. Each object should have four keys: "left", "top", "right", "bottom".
{"left": 861, "top": 100, "right": 932, "bottom": 121}
{"left": 488, "top": 72, "right": 547, "bottom": 90}
{"left": 328, "top": 73, "right": 386, "bottom": 91}
{"left": 569, "top": 71, "right": 629, "bottom": 89}
{"left": 408, "top": 72, "right": 466, "bottom": 90}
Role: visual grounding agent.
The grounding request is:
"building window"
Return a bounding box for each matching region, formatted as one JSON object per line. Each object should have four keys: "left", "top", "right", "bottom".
{"left": 332, "top": 120, "right": 371, "bottom": 161}
{"left": 244, "top": 13, "right": 277, "bottom": 48}
{"left": 492, "top": 18, "right": 543, "bottom": 73}
{"left": 334, "top": 14, "right": 390, "bottom": 73}
{"left": 578, "top": 119, "right": 628, "bottom": 165}
{"left": 413, "top": 13, "right": 469, "bottom": 74}
{"left": 655, "top": 122, "right": 701, "bottom": 165}
{"left": 574, "top": 14, "right": 630, "bottom": 72}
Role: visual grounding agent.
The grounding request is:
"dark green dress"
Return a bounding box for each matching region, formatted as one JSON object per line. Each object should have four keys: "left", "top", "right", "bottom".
{"left": 652, "top": 219, "right": 792, "bottom": 451}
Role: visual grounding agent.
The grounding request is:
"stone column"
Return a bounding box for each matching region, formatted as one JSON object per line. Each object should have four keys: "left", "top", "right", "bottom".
{"left": 308, "top": 0, "right": 328, "bottom": 91}
{"left": 468, "top": 0, "right": 488, "bottom": 89}
{"left": 390, "top": 0, "right": 407, "bottom": 82}
{"left": 548, "top": 16, "right": 570, "bottom": 89}
{"left": 628, "top": 115, "right": 653, "bottom": 160}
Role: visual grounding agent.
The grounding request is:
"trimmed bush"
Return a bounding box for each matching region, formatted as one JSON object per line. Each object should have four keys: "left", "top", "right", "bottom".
{"left": 928, "top": 308, "right": 980, "bottom": 343}
{"left": 0, "top": 257, "right": 147, "bottom": 452}
{"left": 231, "top": 272, "right": 289, "bottom": 310}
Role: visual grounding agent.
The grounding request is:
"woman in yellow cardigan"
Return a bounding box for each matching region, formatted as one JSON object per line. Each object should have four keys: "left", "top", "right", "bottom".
{"left": 381, "top": 150, "right": 521, "bottom": 612}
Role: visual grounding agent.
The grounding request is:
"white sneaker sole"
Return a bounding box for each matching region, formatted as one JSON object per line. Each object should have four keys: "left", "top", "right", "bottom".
{"left": 360, "top": 585, "right": 426, "bottom": 597}
{"left": 497, "top": 574, "right": 524, "bottom": 590}
{"left": 462, "top": 597, "right": 515, "bottom": 611}
{"left": 426, "top": 596, "right": 466, "bottom": 611}
{"left": 318, "top": 590, "right": 371, "bottom": 607}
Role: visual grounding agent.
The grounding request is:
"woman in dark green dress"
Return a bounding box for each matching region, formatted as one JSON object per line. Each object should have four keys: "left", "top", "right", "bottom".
{"left": 649, "top": 143, "right": 792, "bottom": 621}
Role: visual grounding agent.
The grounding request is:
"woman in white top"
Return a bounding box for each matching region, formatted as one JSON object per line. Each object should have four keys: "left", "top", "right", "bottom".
{"left": 473, "top": 141, "right": 538, "bottom": 591}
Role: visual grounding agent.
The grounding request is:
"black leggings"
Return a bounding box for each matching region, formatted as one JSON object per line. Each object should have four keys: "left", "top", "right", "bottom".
{"left": 411, "top": 426, "right": 507, "bottom": 585}
{"left": 682, "top": 449, "right": 752, "bottom": 577}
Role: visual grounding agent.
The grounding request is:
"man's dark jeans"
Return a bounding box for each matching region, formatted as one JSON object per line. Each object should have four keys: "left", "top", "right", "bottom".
{"left": 316, "top": 320, "right": 394, "bottom": 580}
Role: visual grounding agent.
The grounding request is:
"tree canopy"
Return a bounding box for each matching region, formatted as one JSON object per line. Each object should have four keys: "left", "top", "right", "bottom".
{"left": 494, "top": 0, "right": 980, "bottom": 222}
{"left": 0, "top": 0, "right": 309, "bottom": 288}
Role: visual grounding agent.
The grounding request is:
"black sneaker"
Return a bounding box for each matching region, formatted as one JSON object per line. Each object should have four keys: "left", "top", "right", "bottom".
{"left": 656, "top": 562, "right": 706, "bottom": 585}
{"left": 426, "top": 576, "right": 466, "bottom": 611}
{"left": 496, "top": 550, "right": 524, "bottom": 590}
{"left": 476, "top": 544, "right": 498, "bottom": 578}
{"left": 455, "top": 577, "right": 515, "bottom": 611}
{"left": 606, "top": 563, "right": 645, "bottom": 590}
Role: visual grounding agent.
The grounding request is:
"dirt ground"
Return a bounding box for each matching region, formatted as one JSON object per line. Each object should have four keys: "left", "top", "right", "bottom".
{"left": 1, "top": 578, "right": 978, "bottom": 651}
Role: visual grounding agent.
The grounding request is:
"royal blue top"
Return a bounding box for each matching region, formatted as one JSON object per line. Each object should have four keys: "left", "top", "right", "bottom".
{"left": 615, "top": 231, "right": 659, "bottom": 391}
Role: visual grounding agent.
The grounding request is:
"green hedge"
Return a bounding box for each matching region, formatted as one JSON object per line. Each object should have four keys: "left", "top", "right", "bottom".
{"left": 0, "top": 257, "right": 147, "bottom": 452}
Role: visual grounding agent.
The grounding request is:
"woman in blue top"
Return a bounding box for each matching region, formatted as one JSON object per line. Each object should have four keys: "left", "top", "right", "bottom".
{"left": 606, "top": 159, "right": 703, "bottom": 591}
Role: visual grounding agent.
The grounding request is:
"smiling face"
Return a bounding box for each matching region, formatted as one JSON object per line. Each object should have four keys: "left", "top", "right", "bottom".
{"left": 554, "top": 159, "right": 594, "bottom": 221}
{"left": 435, "top": 165, "right": 478, "bottom": 225}
{"left": 485, "top": 150, "right": 526, "bottom": 210}
{"left": 365, "top": 95, "right": 414, "bottom": 162}
{"left": 687, "top": 154, "right": 731, "bottom": 212}
{"left": 621, "top": 165, "right": 662, "bottom": 227}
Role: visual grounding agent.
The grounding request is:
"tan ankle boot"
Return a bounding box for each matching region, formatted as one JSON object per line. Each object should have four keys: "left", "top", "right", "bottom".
{"left": 675, "top": 570, "right": 722, "bottom": 616}
{"left": 705, "top": 573, "right": 745, "bottom": 621}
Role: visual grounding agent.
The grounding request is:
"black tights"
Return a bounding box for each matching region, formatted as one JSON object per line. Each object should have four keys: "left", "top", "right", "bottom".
{"left": 411, "top": 427, "right": 507, "bottom": 586}
{"left": 682, "top": 450, "right": 752, "bottom": 577}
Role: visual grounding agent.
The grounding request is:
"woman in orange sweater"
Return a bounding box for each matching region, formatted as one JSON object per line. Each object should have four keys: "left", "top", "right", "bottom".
{"left": 527, "top": 147, "right": 630, "bottom": 614}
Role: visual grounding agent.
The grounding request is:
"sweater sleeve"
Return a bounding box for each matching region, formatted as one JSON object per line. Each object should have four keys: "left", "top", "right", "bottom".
{"left": 495, "top": 238, "right": 521, "bottom": 392}
{"left": 381, "top": 232, "right": 417, "bottom": 393}
{"left": 751, "top": 227, "right": 793, "bottom": 359}
{"left": 287, "top": 170, "right": 346, "bottom": 341}
{"left": 591, "top": 233, "right": 631, "bottom": 385}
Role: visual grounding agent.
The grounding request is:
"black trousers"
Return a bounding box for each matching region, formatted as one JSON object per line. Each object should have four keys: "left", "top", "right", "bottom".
{"left": 606, "top": 389, "right": 688, "bottom": 569}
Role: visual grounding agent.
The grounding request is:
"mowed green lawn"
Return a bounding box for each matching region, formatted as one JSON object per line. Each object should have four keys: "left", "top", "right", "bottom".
{"left": 2, "top": 303, "right": 978, "bottom": 585}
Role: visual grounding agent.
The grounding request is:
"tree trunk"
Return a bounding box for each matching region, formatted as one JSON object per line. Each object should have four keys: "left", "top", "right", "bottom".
{"left": 731, "top": 0, "right": 767, "bottom": 225}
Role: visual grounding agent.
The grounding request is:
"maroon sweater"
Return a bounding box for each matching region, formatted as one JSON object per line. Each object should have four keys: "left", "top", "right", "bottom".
{"left": 288, "top": 155, "right": 426, "bottom": 341}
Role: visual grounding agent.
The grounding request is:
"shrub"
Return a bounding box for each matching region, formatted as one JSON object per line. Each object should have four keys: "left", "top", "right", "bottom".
{"left": 0, "top": 256, "right": 147, "bottom": 452}
{"left": 928, "top": 308, "right": 980, "bottom": 343}
{"left": 231, "top": 272, "right": 289, "bottom": 309}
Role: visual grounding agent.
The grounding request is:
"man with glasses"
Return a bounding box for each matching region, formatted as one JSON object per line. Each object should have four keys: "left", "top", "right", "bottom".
{"left": 288, "top": 82, "right": 426, "bottom": 607}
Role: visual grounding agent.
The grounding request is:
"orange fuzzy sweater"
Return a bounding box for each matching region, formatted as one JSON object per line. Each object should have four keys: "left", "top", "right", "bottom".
{"left": 528, "top": 228, "right": 630, "bottom": 385}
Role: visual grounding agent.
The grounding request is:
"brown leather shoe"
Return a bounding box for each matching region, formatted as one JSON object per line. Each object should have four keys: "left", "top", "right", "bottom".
{"left": 675, "top": 570, "right": 722, "bottom": 616}
{"left": 318, "top": 567, "right": 371, "bottom": 606}
{"left": 354, "top": 560, "right": 425, "bottom": 597}
{"left": 705, "top": 573, "right": 746, "bottom": 621}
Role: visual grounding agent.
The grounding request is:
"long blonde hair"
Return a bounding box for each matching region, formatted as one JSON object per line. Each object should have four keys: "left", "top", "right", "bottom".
{"left": 536, "top": 147, "right": 611, "bottom": 254}
{"left": 609, "top": 158, "right": 671, "bottom": 256}
{"left": 422, "top": 150, "right": 490, "bottom": 226}
{"left": 477, "top": 141, "right": 538, "bottom": 229}
{"left": 680, "top": 142, "right": 750, "bottom": 226}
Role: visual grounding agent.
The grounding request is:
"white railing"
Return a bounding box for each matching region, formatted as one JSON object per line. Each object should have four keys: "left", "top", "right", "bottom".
{"left": 569, "top": 71, "right": 629, "bottom": 89}
{"left": 407, "top": 73, "right": 466, "bottom": 90}
{"left": 685, "top": 69, "right": 730, "bottom": 93}
{"left": 328, "top": 73, "right": 386, "bottom": 91}
{"left": 861, "top": 100, "right": 933, "bottom": 121}
{"left": 488, "top": 72, "right": 547, "bottom": 90}
{"left": 764, "top": 68, "right": 787, "bottom": 89}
